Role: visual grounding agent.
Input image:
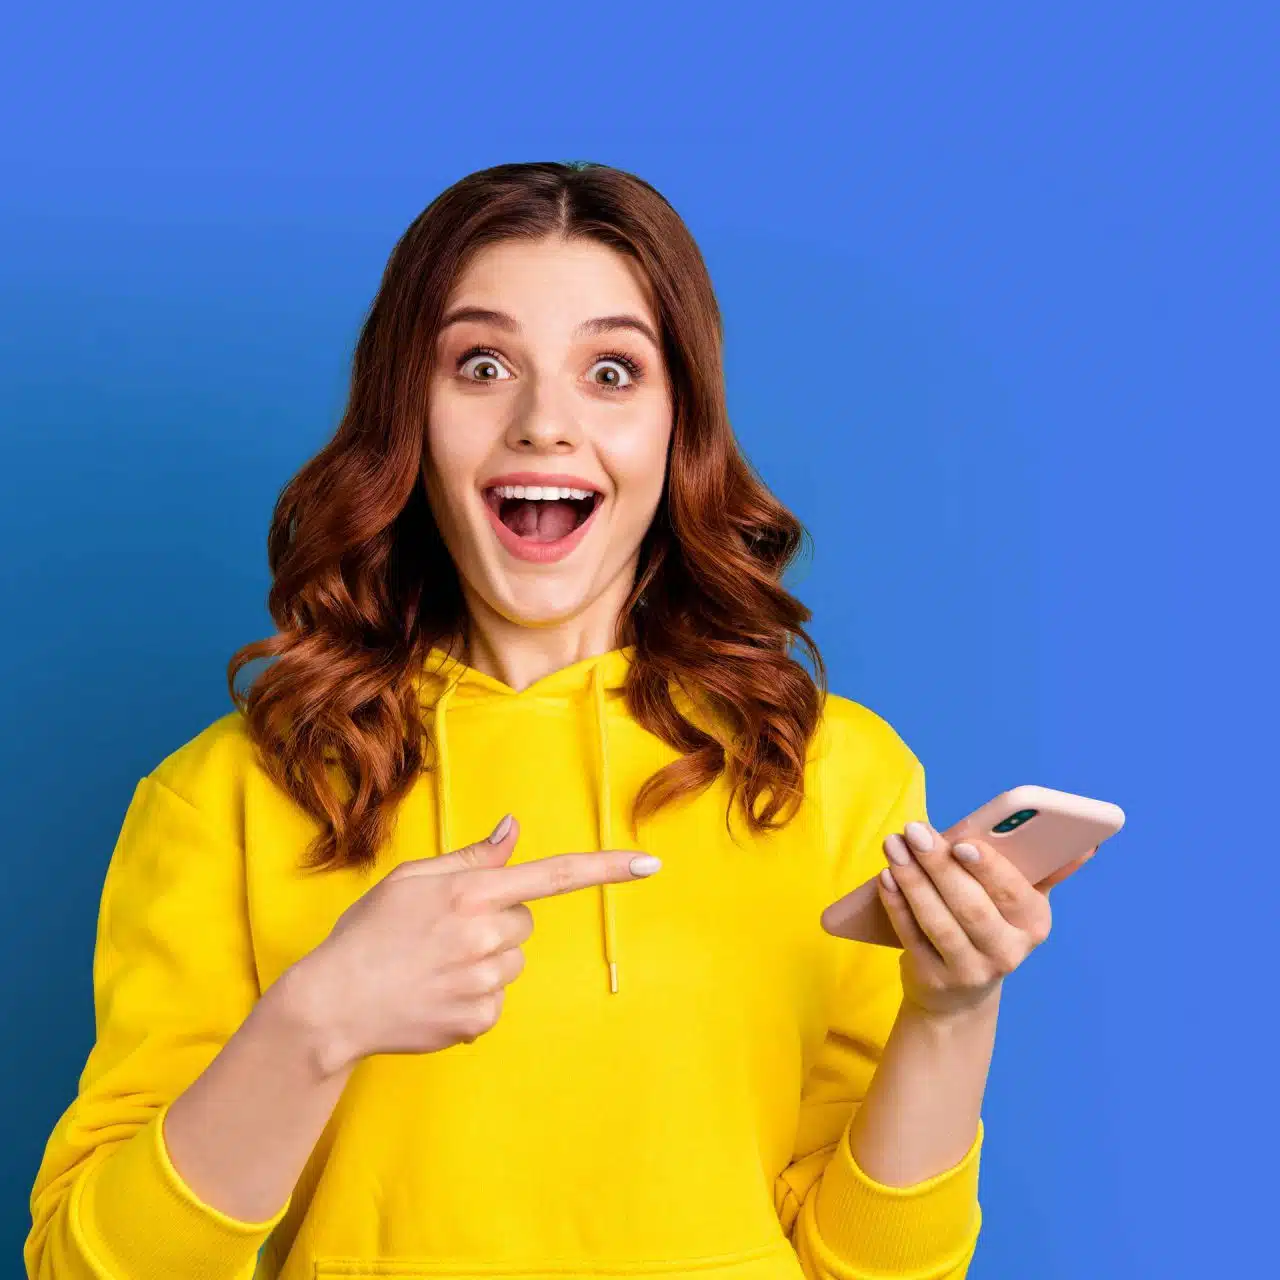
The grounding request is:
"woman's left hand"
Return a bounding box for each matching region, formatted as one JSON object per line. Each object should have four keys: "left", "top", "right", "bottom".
{"left": 878, "top": 821, "right": 1098, "bottom": 1020}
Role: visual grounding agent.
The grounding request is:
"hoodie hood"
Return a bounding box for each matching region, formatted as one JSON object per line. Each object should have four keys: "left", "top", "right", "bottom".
{"left": 413, "top": 644, "right": 637, "bottom": 995}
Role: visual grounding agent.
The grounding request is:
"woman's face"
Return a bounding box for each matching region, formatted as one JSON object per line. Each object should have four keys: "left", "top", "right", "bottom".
{"left": 424, "top": 235, "right": 674, "bottom": 630}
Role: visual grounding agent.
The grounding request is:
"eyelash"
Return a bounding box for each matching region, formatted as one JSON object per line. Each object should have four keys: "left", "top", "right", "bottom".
{"left": 455, "top": 345, "right": 645, "bottom": 392}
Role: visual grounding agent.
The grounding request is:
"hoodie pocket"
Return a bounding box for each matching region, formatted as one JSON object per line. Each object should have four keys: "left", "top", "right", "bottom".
{"left": 313, "top": 1239, "right": 804, "bottom": 1278}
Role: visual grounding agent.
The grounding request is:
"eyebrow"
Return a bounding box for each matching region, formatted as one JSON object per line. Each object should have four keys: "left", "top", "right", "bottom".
{"left": 438, "top": 306, "right": 660, "bottom": 350}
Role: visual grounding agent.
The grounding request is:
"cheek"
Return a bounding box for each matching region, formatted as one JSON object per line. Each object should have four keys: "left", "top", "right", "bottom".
{"left": 608, "top": 418, "right": 672, "bottom": 520}
{"left": 424, "top": 397, "right": 488, "bottom": 512}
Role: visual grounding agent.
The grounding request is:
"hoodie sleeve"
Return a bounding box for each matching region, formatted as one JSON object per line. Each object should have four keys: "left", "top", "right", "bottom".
{"left": 24, "top": 771, "right": 289, "bottom": 1280}
{"left": 774, "top": 704, "right": 984, "bottom": 1280}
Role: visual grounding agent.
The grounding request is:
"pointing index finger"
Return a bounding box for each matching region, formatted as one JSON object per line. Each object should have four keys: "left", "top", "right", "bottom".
{"left": 460, "top": 850, "right": 660, "bottom": 910}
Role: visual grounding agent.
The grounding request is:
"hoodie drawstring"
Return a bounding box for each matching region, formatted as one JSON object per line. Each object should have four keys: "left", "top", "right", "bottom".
{"left": 432, "top": 678, "right": 456, "bottom": 857}
{"left": 428, "top": 660, "right": 620, "bottom": 995}
{"left": 591, "top": 662, "right": 619, "bottom": 994}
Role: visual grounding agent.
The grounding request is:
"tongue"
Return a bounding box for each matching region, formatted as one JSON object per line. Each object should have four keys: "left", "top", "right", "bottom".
{"left": 506, "top": 499, "right": 580, "bottom": 542}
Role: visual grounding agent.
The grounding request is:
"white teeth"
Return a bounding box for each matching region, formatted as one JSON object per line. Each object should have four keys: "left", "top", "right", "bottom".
{"left": 491, "top": 484, "right": 596, "bottom": 501}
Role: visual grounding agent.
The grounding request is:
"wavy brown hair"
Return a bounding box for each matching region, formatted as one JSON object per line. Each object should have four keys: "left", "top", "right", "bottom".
{"left": 228, "top": 160, "right": 828, "bottom": 874}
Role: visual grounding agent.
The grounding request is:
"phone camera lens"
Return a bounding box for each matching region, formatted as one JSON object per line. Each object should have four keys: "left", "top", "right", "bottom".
{"left": 992, "top": 808, "right": 1039, "bottom": 834}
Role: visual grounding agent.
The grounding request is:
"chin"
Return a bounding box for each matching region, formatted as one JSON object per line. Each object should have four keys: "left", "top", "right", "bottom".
{"left": 489, "top": 580, "right": 600, "bottom": 629}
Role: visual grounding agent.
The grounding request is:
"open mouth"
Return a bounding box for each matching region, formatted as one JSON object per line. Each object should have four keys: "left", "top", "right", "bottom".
{"left": 482, "top": 483, "right": 602, "bottom": 544}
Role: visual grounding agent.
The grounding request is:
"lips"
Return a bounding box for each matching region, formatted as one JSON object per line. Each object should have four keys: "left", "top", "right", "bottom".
{"left": 479, "top": 477, "right": 605, "bottom": 565}
{"left": 484, "top": 489, "right": 598, "bottom": 540}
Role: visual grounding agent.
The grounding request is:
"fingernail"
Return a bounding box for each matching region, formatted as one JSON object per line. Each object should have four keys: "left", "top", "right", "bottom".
{"left": 953, "top": 842, "right": 980, "bottom": 863}
{"left": 880, "top": 867, "right": 899, "bottom": 892}
{"left": 904, "top": 821, "right": 935, "bottom": 853}
{"left": 884, "top": 834, "right": 911, "bottom": 866}
{"left": 487, "top": 814, "right": 513, "bottom": 844}
{"left": 630, "top": 855, "right": 662, "bottom": 876}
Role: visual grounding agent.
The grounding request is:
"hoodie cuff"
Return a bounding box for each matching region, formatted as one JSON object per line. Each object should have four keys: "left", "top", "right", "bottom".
{"left": 802, "top": 1117, "right": 983, "bottom": 1277}
{"left": 72, "top": 1101, "right": 290, "bottom": 1280}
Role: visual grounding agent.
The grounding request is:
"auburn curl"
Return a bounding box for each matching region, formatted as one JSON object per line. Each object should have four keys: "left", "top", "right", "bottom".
{"left": 228, "top": 160, "right": 827, "bottom": 874}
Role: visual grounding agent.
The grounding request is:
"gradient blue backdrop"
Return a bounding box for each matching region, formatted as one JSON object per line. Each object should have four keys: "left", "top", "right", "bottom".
{"left": 2, "top": 4, "right": 1274, "bottom": 1276}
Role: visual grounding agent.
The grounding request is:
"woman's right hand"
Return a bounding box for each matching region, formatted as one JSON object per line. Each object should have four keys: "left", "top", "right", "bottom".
{"left": 284, "top": 815, "right": 660, "bottom": 1074}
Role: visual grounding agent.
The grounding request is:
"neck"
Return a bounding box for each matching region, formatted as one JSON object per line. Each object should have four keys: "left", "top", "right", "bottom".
{"left": 454, "top": 569, "right": 635, "bottom": 693}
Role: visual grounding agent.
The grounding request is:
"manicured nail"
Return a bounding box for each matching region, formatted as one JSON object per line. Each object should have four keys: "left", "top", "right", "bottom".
{"left": 884, "top": 833, "right": 911, "bottom": 866}
{"left": 953, "top": 842, "right": 980, "bottom": 863}
{"left": 880, "top": 867, "right": 899, "bottom": 892}
{"left": 487, "top": 814, "right": 513, "bottom": 844}
{"left": 630, "top": 855, "right": 662, "bottom": 876}
{"left": 904, "top": 821, "right": 935, "bottom": 854}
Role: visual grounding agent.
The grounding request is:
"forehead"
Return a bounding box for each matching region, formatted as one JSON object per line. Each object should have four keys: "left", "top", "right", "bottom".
{"left": 443, "top": 237, "right": 659, "bottom": 332}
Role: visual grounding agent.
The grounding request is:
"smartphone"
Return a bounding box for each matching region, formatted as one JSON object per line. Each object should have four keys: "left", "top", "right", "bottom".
{"left": 820, "top": 784, "right": 1125, "bottom": 947}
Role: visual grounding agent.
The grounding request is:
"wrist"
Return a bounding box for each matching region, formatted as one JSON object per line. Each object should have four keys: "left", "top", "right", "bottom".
{"left": 267, "top": 951, "right": 360, "bottom": 1081}
{"left": 901, "top": 980, "right": 1004, "bottom": 1031}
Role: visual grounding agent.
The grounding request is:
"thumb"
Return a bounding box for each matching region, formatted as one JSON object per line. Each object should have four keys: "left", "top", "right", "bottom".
{"left": 405, "top": 813, "right": 519, "bottom": 877}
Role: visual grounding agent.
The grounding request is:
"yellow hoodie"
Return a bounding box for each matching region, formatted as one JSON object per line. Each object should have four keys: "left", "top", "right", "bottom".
{"left": 26, "top": 646, "right": 984, "bottom": 1280}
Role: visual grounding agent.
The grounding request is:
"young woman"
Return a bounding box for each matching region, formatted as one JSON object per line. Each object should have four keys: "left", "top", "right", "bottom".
{"left": 26, "top": 161, "right": 1091, "bottom": 1280}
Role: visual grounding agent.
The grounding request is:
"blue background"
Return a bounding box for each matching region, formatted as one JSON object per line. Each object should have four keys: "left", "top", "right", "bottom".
{"left": 2, "top": 3, "right": 1274, "bottom": 1275}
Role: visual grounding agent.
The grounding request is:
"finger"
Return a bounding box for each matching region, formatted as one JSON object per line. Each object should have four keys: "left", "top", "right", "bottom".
{"left": 882, "top": 833, "right": 988, "bottom": 966}
{"left": 394, "top": 814, "right": 520, "bottom": 878}
{"left": 877, "top": 867, "right": 943, "bottom": 964}
{"left": 1036, "top": 847, "right": 1097, "bottom": 896}
{"left": 897, "top": 822, "right": 1026, "bottom": 957}
{"left": 450, "top": 942, "right": 529, "bottom": 997}
{"left": 450, "top": 902, "right": 536, "bottom": 961}
{"left": 944, "top": 834, "right": 1051, "bottom": 935}
{"left": 462, "top": 849, "right": 662, "bottom": 911}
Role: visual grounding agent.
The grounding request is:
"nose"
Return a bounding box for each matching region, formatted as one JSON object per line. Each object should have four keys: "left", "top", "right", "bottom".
{"left": 503, "top": 384, "right": 583, "bottom": 455}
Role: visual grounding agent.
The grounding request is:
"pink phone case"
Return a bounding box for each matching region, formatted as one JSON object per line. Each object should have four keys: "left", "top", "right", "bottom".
{"left": 820, "top": 784, "right": 1125, "bottom": 947}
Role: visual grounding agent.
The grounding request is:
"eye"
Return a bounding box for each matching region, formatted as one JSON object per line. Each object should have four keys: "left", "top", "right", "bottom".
{"left": 454, "top": 345, "right": 646, "bottom": 391}
{"left": 588, "top": 351, "right": 645, "bottom": 393}
{"left": 457, "top": 347, "right": 513, "bottom": 382}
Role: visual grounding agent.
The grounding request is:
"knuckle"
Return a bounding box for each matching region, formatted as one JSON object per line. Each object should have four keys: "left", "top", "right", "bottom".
{"left": 958, "top": 960, "right": 993, "bottom": 988}
{"left": 458, "top": 993, "right": 503, "bottom": 1041}
{"left": 952, "top": 898, "right": 989, "bottom": 934}
{"left": 469, "top": 959, "right": 504, "bottom": 993}
{"left": 547, "top": 858, "right": 578, "bottom": 894}
{"left": 465, "top": 919, "right": 504, "bottom": 957}
{"left": 990, "top": 882, "right": 1023, "bottom": 915}
{"left": 450, "top": 882, "right": 484, "bottom": 917}
{"left": 932, "top": 918, "right": 967, "bottom": 951}
{"left": 457, "top": 947, "right": 525, "bottom": 997}
{"left": 452, "top": 843, "right": 484, "bottom": 868}
{"left": 918, "top": 968, "right": 949, "bottom": 993}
